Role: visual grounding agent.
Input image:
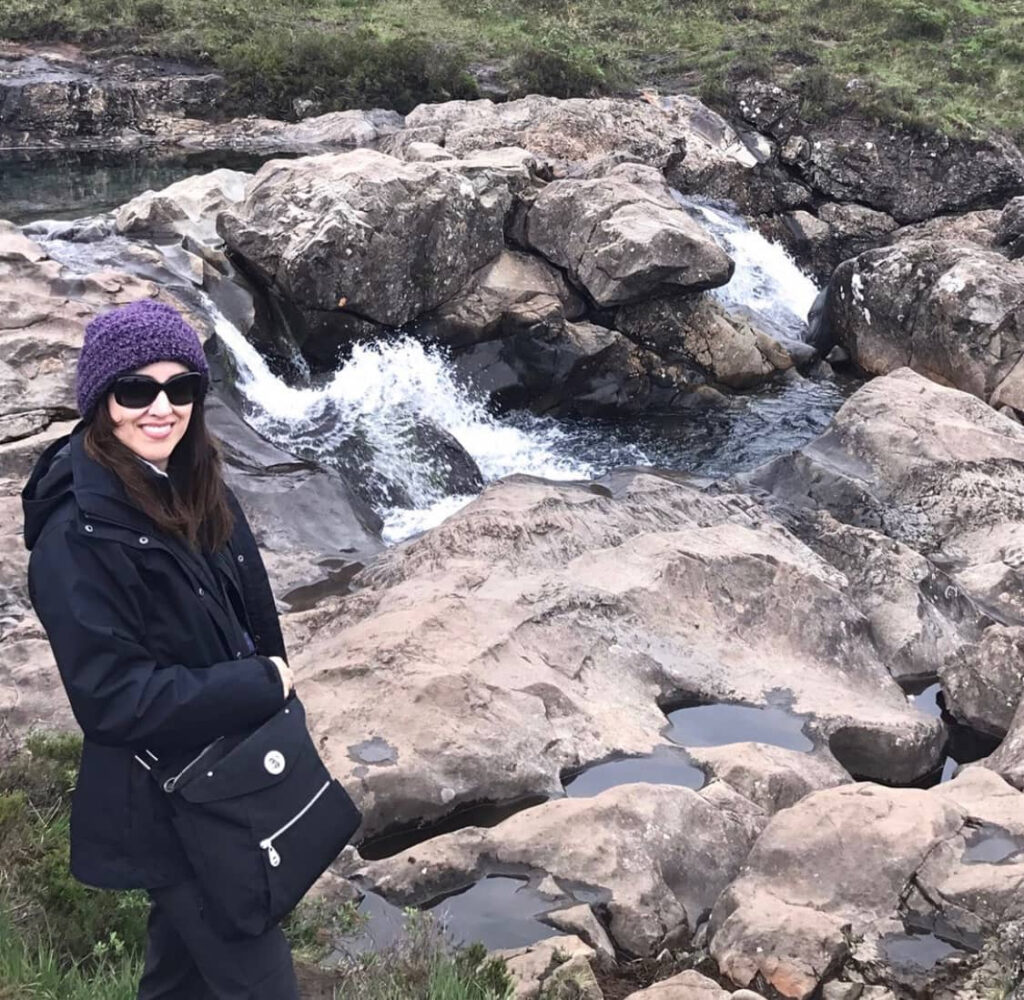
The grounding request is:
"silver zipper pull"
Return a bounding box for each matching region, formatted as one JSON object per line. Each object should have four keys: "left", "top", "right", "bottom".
{"left": 263, "top": 842, "right": 281, "bottom": 867}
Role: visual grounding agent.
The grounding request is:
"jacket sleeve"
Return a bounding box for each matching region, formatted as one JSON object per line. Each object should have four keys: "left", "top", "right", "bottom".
{"left": 28, "top": 522, "right": 286, "bottom": 751}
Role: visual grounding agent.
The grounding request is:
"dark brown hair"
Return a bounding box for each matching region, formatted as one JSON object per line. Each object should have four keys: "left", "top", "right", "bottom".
{"left": 84, "top": 396, "right": 234, "bottom": 551}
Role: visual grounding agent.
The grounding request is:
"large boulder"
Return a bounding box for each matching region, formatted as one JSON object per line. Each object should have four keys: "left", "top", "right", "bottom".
{"left": 115, "top": 169, "right": 250, "bottom": 243}
{"left": 451, "top": 319, "right": 720, "bottom": 417}
{"left": 776, "top": 120, "right": 1024, "bottom": 224}
{"left": 616, "top": 295, "right": 795, "bottom": 389}
{"left": 218, "top": 148, "right": 509, "bottom": 331}
{"left": 355, "top": 782, "right": 761, "bottom": 957}
{"left": 814, "top": 240, "right": 1024, "bottom": 411}
{"left": 709, "top": 771, "right": 1024, "bottom": 998}
{"left": 420, "top": 249, "right": 584, "bottom": 349}
{"left": 686, "top": 742, "right": 851, "bottom": 815}
{"left": 287, "top": 469, "right": 944, "bottom": 844}
{"left": 623, "top": 971, "right": 731, "bottom": 1000}
{"left": 524, "top": 164, "right": 734, "bottom": 306}
{"left": 748, "top": 368, "right": 1024, "bottom": 732}
{"left": 203, "top": 395, "right": 383, "bottom": 605}
{"left": 780, "top": 203, "right": 898, "bottom": 283}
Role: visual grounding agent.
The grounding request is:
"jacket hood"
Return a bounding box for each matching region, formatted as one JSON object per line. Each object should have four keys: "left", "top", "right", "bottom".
{"left": 22, "top": 432, "right": 76, "bottom": 550}
{"left": 22, "top": 425, "right": 157, "bottom": 550}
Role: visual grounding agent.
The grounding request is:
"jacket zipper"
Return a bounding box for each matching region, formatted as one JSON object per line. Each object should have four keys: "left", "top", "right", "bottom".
{"left": 162, "top": 738, "right": 224, "bottom": 793}
{"left": 259, "top": 781, "right": 330, "bottom": 868}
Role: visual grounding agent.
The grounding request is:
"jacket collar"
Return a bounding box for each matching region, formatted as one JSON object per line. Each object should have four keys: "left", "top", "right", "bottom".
{"left": 67, "top": 429, "right": 229, "bottom": 610}
{"left": 69, "top": 427, "right": 157, "bottom": 536}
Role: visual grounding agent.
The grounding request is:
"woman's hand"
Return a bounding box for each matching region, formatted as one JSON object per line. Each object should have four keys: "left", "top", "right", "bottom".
{"left": 268, "top": 656, "right": 294, "bottom": 699}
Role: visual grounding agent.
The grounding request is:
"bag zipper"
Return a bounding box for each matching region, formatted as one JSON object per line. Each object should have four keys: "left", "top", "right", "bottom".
{"left": 162, "top": 738, "right": 224, "bottom": 793}
{"left": 259, "top": 780, "right": 330, "bottom": 868}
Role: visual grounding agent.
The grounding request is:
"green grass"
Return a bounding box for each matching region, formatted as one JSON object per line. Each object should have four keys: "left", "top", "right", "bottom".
{"left": 0, "top": 733, "right": 513, "bottom": 1000}
{"left": 0, "top": 0, "right": 1022, "bottom": 137}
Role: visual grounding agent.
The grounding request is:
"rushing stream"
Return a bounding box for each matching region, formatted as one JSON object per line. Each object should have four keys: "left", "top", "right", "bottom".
{"left": 3, "top": 152, "right": 854, "bottom": 542}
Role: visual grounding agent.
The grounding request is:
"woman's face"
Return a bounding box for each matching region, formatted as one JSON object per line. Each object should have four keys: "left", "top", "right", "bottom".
{"left": 107, "top": 360, "right": 193, "bottom": 470}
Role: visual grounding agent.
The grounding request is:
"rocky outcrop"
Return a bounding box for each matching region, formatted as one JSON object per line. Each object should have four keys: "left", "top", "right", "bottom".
{"left": 892, "top": 209, "right": 1001, "bottom": 251}
{"left": 709, "top": 769, "right": 1024, "bottom": 999}
{"left": 772, "top": 117, "right": 1024, "bottom": 224}
{"left": 524, "top": 164, "right": 734, "bottom": 306}
{"left": 812, "top": 240, "right": 1024, "bottom": 409}
{"left": 749, "top": 368, "right": 1024, "bottom": 735}
{"left": 384, "top": 93, "right": 795, "bottom": 217}
{"left": 0, "top": 44, "right": 224, "bottom": 147}
{"left": 356, "top": 782, "right": 762, "bottom": 957}
{"left": 114, "top": 169, "right": 249, "bottom": 242}
{"left": 0, "top": 43, "right": 404, "bottom": 152}
{"left": 218, "top": 148, "right": 512, "bottom": 331}
{"left": 287, "top": 464, "right": 946, "bottom": 845}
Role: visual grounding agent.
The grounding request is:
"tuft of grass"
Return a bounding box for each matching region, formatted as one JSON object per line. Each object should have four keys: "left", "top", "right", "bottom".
{"left": 331, "top": 910, "right": 514, "bottom": 1000}
{"left": 0, "top": 735, "right": 512, "bottom": 1000}
{"left": 1, "top": 0, "right": 1022, "bottom": 135}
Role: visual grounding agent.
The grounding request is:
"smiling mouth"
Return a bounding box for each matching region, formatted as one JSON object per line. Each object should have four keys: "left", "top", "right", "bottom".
{"left": 139, "top": 424, "right": 175, "bottom": 440}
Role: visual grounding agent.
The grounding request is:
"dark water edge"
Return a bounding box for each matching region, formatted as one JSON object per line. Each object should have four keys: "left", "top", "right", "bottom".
{"left": 0, "top": 148, "right": 290, "bottom": 224}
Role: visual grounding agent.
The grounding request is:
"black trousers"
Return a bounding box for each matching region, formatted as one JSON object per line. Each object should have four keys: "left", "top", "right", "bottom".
{"left": 136, "top": 879, "right": 300, "bottom": 1000}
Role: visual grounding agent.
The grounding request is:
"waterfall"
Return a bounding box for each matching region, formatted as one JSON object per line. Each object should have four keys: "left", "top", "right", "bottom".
{"left": 26, "top": 194, "right": 844, "bottom": 544}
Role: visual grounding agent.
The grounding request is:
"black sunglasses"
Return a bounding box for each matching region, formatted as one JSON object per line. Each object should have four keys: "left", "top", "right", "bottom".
{"left": 111, "top": 372, "right": 203, "bottom": 409}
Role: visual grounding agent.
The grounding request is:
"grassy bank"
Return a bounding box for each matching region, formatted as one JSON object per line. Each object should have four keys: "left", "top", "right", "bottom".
{"left": 0, "top": 733, "right": 512, "bottom": 1000}
{"left": 1, "top": 0, "right": 1023, "bottom": 139}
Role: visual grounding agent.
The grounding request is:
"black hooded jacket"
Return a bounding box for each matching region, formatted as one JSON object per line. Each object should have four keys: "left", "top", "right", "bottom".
{"left": 22, "top": 427, "right": 289, "bottom": 889}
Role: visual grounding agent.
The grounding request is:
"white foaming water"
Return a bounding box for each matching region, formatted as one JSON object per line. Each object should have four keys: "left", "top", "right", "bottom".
{"left": 211, "top": 316, "right": 599, "bottom": 540}
{"left": 28, "top": 196, "right": 833, "bottom": 545}
{"left": 673, "top": 194, "right": 819, "bottom": 341}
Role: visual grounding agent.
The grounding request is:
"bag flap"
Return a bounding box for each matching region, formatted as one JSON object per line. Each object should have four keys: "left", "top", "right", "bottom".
{"left": 178, "top": 696, "right": 315, "bottom": 804}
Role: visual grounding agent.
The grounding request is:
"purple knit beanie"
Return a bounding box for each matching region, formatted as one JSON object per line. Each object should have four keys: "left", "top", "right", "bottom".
{"left": 76, "top": 300, "right": 209, "bottom": 419}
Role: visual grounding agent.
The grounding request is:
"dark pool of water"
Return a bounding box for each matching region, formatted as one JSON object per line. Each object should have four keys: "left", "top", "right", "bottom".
{"left": 508, "top": 372, "right": 859, "bottom": 482}
{"left": 357, "top": 795, "right": 549, "bottom": 861}
{"left": 562, "top": 746, "right": 705, "bottom": 797}
{"left": 881, "top": 931, "right": 971, "bottom": 970}
{"left": 0, "top": 148, "right": 288, "bottom": 224}
{"left": 962, "top": 825, "right": 1024, "bottom": 864}
{"left": 427, "top": 876, "right": 561, "bottom": 949}
{"left": 665, "top": 701, "right": 813, "bottom": 752}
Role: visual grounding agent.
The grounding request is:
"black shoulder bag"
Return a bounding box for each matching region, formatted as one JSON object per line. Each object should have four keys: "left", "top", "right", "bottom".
{"left": 136, "top": 695, "right": 361, "bottom": 939}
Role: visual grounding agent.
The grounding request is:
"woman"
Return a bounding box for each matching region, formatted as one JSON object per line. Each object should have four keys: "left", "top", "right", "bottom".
{"left": 22, "top": 299, "right": 301, "bottom": 1000}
